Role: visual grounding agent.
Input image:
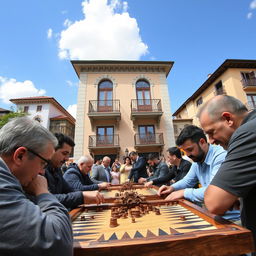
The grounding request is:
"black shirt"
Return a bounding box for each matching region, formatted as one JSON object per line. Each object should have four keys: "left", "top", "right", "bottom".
{"left": 45, "top": 165, "right": 83, "bottom": 210}
{"left": 211, "top": 110, "right": 256, "bottom": 247}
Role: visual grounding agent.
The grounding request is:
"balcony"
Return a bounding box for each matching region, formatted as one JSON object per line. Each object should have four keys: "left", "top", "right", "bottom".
{"left": 134, "top": 133, "right": 164, "bottom": 149}
{"left": 241, "top": 78, "right": 256, "bottom": 92}
{"left": 130, "top": 99, "right": 163, "bottom": 123}
{"left": 88, "top": 100, "right": 121, "bottom": 122}
{"left": 88, "top": 134, "right": 120, "bottom": 150}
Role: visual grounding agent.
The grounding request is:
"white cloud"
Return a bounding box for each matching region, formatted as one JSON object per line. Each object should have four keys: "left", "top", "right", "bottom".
{"left": 63, "top": 19, "right": 72, "bottom": 28}
{"left": 67, "top": 104, "right": 77, "bottom": 118}
{"left": 250, "top": 0, "right": 256, "bottom": 9}
{"left": 0, "top": 76, "right": 46, "bottom": 104}
{"left": 58, "top": 0, "right": 148, "bottom": 60}
{"left": 66, "top": 80, "right": 78, "bottom": 87}
{"left": 247, "top": 12, "right": 253, "bottom": 19}
{"left": 47, "top": 28, "right": 53, "bottom": 39}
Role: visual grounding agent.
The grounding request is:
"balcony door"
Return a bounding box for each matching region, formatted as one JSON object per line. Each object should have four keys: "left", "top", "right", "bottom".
{"left": 138, "top": 125, "right": 155, "bottom": 144}
{"left": 97, "top": 126, "right": 114, "bottom": 146}
{"left": 98, "top": 80, "right": 113, "bottom": 112}
{"left": 136, "top": 80, "right": 152, "bottom": 111}
{"left": 247, "top": 94, "right": 256, "bottom": 110}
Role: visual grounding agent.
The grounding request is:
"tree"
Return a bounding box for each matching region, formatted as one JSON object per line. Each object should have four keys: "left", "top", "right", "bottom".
{"left": 0, "top": 111, "right": 27, "bottom": 128}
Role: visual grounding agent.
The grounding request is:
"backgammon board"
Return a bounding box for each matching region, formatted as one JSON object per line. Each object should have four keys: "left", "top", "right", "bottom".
{"left": 70, "top": 184, "right": 254, "bottom": 256}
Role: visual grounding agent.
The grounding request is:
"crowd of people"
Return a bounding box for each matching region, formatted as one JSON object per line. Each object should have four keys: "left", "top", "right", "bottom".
{"left": 0, "top": 95, "right": 255, "bottom": 255}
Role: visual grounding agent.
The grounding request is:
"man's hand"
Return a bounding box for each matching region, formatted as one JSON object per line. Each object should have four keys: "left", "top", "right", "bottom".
{"left": 23, "top": 175, "right": 49, "bottom": 196}
{"left": 98, "top": 182, "right": 110, "bottom": 190}
{"left": 144, "top": 181, "right": 153, "bottom": 188}
{"left": 83, "top": 191, "right": 104, "bottom": 205}
{"left": 138, "top": 177, "right": 147, "bottom": 184}
{"left": 157, "top": 185, "right": 174, "bottom": 196}
{"left": 165, "top": 189, "right": 185, "bottom": 201}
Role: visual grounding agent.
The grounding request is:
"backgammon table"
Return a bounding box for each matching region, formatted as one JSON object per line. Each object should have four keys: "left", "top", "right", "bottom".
{"left": 70, "top": 184, "right": 254, "bottom": 256}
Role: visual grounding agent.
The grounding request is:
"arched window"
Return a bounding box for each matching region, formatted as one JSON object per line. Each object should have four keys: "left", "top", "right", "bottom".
{"left": 98, "top": 80, "right": 113, "bottom": 111}
{"left": 136, "top": 80, "right": 151, "bottom": 110}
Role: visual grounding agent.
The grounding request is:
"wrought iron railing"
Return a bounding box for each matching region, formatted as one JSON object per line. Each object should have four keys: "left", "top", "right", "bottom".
{"left": 88, "top": 134, "right": 119, "bottom": 147}
{"left": 131, "top": 99, "right": 162, "bottom": 113}
{"left": 134, "top": 133, "right": 164, "bottom": 146}
{"left": 241, "top": 78, "right": 256, "bottom": 87}
{"left": 88, "top": 100, "right": 120, "bottom": 113}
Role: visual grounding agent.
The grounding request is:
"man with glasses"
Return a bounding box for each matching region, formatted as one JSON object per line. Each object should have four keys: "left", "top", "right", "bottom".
{"left": 0, "top": 117, "right": 73, "bottom": 256}
{"left": 45, "top": 133, "right": 104, "bottom": 210}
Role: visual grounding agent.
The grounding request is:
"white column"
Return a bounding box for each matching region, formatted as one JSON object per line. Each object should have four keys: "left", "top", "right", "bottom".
{"left": 74, "top": 73, "right": 87, "bottom": 160}
{"left": 159, "top": 73, "right": 175, "bottom": 148}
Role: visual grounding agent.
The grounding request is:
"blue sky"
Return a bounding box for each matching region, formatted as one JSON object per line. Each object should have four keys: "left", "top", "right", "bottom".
{"left": 0, "top": 0, "right": 256, "bottom": 117}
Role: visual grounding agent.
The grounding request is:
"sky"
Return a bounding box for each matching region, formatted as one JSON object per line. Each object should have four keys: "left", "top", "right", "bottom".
{"left": 0, "top": 0, "right": 256, "bottom": 118}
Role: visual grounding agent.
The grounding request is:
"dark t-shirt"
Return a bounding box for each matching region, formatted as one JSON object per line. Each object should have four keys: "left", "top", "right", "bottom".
{"left": 211, "top": 110, "right": 256, "bottom": 246}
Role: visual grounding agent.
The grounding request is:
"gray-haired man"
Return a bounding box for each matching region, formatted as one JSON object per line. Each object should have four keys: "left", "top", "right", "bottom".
{"left": 0, "top": 117, "right": 73, "bottom": 256}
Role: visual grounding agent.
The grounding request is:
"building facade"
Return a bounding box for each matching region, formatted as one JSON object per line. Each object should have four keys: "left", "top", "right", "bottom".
{"left": 172, "top": 59, "right": 256, "bottom": 127}
{"left": 72, "top": 60, "right": 175, "bottom": 162}
{"left": 10, "top": 96, "right": 75, "bottom": 140}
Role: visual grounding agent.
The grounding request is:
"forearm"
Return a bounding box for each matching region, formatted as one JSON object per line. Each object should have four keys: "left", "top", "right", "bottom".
{"left": 184, "top": 187, "right": 206, "bottom": 203}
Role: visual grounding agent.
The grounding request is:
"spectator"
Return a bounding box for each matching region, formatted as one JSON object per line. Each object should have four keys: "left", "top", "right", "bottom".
{"left": 63, "top": 155, "right": 109, "bottom": 191}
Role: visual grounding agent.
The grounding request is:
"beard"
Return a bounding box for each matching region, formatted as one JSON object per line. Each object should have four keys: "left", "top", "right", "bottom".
{"left": 188, "top": 144, "right": 205, "bottom": 162}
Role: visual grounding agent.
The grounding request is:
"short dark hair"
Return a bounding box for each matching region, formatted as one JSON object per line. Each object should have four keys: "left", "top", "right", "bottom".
{"left": 54, "top": 133, "right": 75, "bottom": 150}
{"left": 147, "top": 153, "right": 159, "bottom": 161}
{"left": 167, "top": 147, "right": 182, "bottom": 159}
{"left": 129, "top": 151, "right": 138, "bottom": 157}
{"left": 176, "top": 125, "right": 207, "bottom": 146}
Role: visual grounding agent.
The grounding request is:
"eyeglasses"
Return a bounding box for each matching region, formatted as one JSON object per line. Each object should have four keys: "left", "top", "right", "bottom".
{"left": 27, "top": 148, "right": 51, "bottom": 168}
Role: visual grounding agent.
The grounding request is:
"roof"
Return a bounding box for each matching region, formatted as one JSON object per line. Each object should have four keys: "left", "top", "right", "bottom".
{"left": 10, "top": 96, "right": 75, "bottom": 124}
{"left": 0, "top": 107, "right": 11, "bottom": 113}
{"left": 172, "top": 59, "right": 256, "bottom": 116}
{"left": 71, "top": 60, "right": 174, "bottom": 78}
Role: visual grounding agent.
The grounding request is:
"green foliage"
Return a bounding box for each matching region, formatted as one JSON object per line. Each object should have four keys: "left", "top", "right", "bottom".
{"left": 0, "top": 111, "right": 27, "bottom": 128}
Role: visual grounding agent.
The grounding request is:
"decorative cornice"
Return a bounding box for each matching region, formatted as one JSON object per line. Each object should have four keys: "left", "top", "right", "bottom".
{"left": 80, "top": 65, "right": 166, "bottom": 74}
{"left": 71, "top": 60, "right": 174, "bottom": 78}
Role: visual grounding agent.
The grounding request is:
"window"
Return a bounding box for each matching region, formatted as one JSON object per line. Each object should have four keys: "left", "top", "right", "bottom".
{"left": 36, "top": 105, "right": 42, "bottom": 112}
{"left": 96, "top": 126, "right": 114, "bottom": 145}
{"left": 173, "top": 124, "right": 178, "bottom": 134}
{"left": 138, "top": 125, "right": 155, "bottom": 144}
{"left": 24, "top": 106, "right": 29, "bottom": 113}
{"left": 241, "top": 72, "right": 256, "bottom": 87}
{"left": 98, "top": 80, "right": 113, "bottom": 111}
{"left": 247, "top": 94, "right": 256, "bottom": 110}
{"left": 136, "top": 80, "right": 151, "bottom": 110}
{"left": 196, "top": 97, "right": 203, "bottom": 107}
{"left": 215, "top": 81, "right": 224, "bottom": 95}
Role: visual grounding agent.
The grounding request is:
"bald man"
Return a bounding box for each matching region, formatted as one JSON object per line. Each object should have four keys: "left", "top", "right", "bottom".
{"left": 91, "top": 156, "right": 112, "bottom": 184}
{"left": 198, "top": 95, "right": 256, "bottom": 251}
{"left": 63, "top": 156, "right": 109, "bottom": 191}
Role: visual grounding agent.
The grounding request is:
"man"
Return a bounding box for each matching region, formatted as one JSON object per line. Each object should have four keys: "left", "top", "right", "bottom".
{"left": 128, "top": 151, "right": 148, "bottom": 183}
{"left": 158, "top": 125, "right": 240, "bottom": 221}
{"left": 45, "top": 133, "right": 104, "bottom": 210}
{"left": 138, "top": 153, "right": 170, "bottom": 187}
{"left": 198, "top": 95, "right": 256, "bottom": 249}
{"left": 63, "top": 155, "right": 109, "bottom": 191}
{"left": 0, "top": 117, "right": 73, "bottom": 256}
{"left": 91, "top": 156, "right": 112, "bottom": 184}
{"left": 167, "top": 147, "right": 192, "bottom": 183}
